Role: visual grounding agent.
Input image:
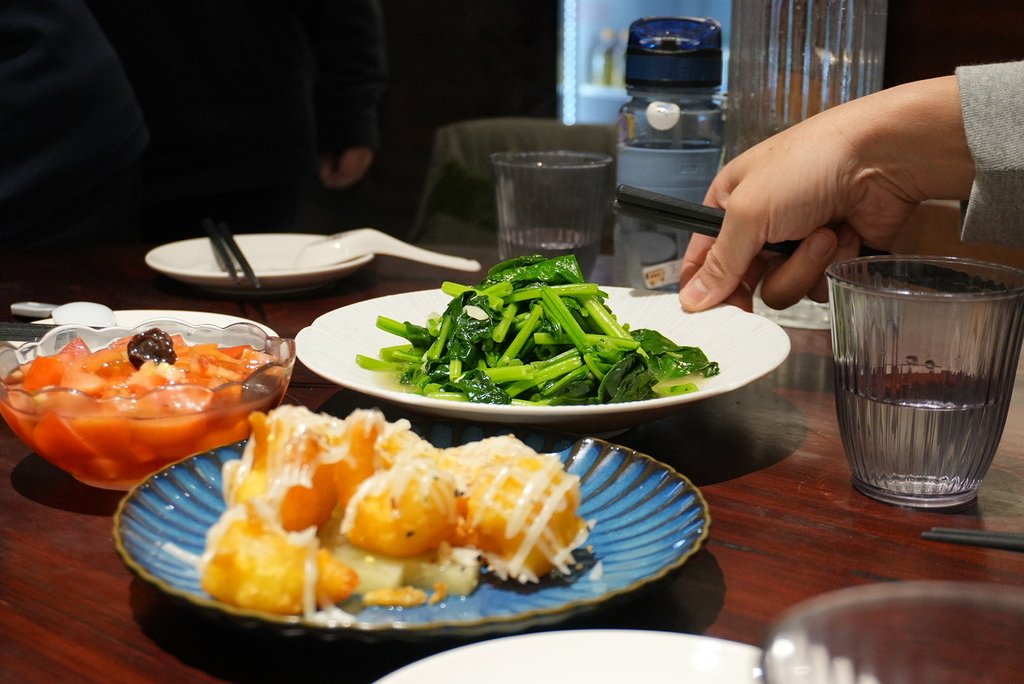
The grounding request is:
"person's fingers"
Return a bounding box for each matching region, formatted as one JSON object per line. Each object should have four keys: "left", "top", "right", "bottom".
{"left": 318, "top": 152, "right": 343, "bottom": 186}
{"left": 678, "top": 212, "right": 768, "bottom": 312}
{"left": 319, "top": 148, "right": 374, "bottom": 188}
{"left": 719, "top": 264, "right": 766, "bottom": 312}
{"left": 759, "top": 227, "right": 838, "bottom": 309}
{"left": 678, "top": 234, "right": 716, "bottom": 288}
{"left": 806, "top": 224, "right": 862, "bottom": 302}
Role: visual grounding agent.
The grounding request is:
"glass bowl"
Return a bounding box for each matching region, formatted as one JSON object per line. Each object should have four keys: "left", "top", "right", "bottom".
{"left": 0, "top": 319, "right": 295, "bottom": 489}
{"left": 762, "top": 581, "right": 1024, "bottom": 684}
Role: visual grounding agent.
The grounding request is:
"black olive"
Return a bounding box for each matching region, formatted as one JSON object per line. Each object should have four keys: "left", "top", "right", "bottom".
{"left": 127, "top": 328, "right": 177, "bottom": 369}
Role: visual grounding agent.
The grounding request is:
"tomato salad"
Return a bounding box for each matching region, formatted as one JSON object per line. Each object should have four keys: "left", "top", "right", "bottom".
{"left": 0, "top": 326, "right": 293, "bottom": 489}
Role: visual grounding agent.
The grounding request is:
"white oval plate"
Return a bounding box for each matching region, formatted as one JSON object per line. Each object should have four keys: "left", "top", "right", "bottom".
{"left": 145, "top": 233, "right": 373, "bottom": 294}
{"left": 375, "top": 630, "right": 763, "bottom": 683}
{"left": 295, "top": 287, "right": 790, "bottom": 433}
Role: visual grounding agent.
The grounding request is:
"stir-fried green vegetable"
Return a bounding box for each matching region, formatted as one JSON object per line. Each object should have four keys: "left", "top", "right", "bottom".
{"left": 356, "top": 254, "right": 720, "bottom": 406}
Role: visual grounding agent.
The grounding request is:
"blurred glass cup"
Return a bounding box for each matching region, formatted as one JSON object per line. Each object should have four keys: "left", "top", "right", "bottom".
{"left": 762, "top": 581, "right": 1024, "bottom": 684}
{"left": 490, "top": 151, "right": 613, "bottom": 278}
{"left": 727, "top": 0, "right": 888, "bottom": 329}
{"left": 725, "top": 0, "right": 889, "bottom": 161}
{"left": 827, "top": 256, "right": 1024, "bottom": 509}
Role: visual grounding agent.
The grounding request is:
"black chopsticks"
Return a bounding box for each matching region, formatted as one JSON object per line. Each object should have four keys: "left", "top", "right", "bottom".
{"left": 0, "top": 322, "right": 111, "bottom": 343}
{"left": 0, "top": 322, "right": 59, "bottom": 342}
{"left": 202, "top": 218, "right": 261, "bottom": 289}
{"left": 922, "top": 527, "right": 1024, "bottom": 553}
{"left": 612, "top": 184, "right": 888, "bottom": 257}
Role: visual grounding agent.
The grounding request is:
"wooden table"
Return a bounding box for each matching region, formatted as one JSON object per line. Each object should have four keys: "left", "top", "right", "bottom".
{"left": 2, "top": 243, "right": 1023, "bottom": 682}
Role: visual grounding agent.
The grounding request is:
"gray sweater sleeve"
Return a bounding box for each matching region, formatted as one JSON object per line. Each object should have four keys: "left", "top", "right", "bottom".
{"left": 957, "top": 61, "right": 1024, "bottom": 247}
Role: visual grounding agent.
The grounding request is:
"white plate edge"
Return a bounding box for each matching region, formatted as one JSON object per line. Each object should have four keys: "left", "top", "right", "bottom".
{"left": 374, "top": 629, "right": 763, "bottom": 683}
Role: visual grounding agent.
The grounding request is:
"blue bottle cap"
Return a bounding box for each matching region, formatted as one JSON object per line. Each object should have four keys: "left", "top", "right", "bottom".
{"left": 625, "top": 16, "right": 722, "bottom": 88}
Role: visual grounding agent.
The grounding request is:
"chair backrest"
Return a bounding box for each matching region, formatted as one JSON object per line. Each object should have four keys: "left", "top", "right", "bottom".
{"left": 410, "top": 117, "right": 617, "bottom": 245}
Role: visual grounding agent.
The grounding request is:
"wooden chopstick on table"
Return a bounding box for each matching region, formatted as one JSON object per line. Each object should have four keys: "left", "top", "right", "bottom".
{"left": 922, "top": 527, "right": 1024, "bottom": 553}
{"left": 202, "top": 218, "right": 261, "bottom": 289}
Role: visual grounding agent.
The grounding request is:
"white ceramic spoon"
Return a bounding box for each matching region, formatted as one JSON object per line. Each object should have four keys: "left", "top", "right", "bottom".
{"left": 292, "top": 228, "right": 481, "bottom": 272}
{"left": 11, "top": 301, "right": 117, "bottom": 327}
{"left": 51, "top": 302, "right": 118, "bottom": 326}
{"left": 2, "top": 301, "right": 118, "bottom": 343}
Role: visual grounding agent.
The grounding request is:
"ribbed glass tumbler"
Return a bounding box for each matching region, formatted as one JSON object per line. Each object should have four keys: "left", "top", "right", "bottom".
{"left": 827, "top": 256, "right": 1024, "bottom": 509}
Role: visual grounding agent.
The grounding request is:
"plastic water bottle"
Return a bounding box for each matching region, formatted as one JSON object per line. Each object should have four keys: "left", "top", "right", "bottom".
{"left": 613, "top": 17, "right": 723, "bottom": 290}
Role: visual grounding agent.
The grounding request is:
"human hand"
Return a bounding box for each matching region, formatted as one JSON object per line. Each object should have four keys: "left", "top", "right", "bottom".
{"left": 319, "top": 147, "right": 375, "bottom": 189}
{"left": 678, "top": 121, "right": 890, "bottom": 312}
{"left": 678, "top": 75, "right": 973, "bottom": 312}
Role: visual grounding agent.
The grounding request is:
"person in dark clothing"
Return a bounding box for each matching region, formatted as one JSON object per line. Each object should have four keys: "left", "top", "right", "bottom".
{"left": 0, "top": 0, "right": 148, "bottom": 248}
{"left": 85, "top": 0, "right": 388, "bottom": 242}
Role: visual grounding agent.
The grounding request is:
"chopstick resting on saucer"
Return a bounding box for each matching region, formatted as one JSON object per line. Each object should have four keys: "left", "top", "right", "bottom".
{"left": 203, "top": 218, "right": 261, "bottom": 289}
{"left": 922, "top": 527, "right": 1024, "bottom": 553}
{"left": 612, "top": 184, "right": 889, "bottom": 257}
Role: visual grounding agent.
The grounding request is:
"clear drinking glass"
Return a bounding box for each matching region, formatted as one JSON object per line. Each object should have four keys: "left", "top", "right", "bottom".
{"left": 725, "top": 0, "right": 889, "bottom": 161}
{"left": 490, "top": 151, "right": 613, "bottom": 278}
{"left": 727, "top": 0, "right": 888, "bottom": 329}
{"left": 763, "top": 581, "right": 1024, "bottom": 684}
{"left": 827, "top": 256, "right": 1024, "bottom": 509}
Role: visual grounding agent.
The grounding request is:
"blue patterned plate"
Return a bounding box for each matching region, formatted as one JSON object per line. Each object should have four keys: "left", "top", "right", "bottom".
{"left": 113, "top": 421, "right": 710, "bottom": 641}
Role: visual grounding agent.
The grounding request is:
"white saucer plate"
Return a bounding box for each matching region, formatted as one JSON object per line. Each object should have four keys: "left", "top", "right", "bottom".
{"left": 145, "top": 233, "right": 373, "bottom": 293}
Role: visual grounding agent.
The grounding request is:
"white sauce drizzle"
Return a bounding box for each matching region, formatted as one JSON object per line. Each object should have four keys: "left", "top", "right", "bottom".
{"left": 202, "top": 406, "right": 592, "bottom": 616}
{"left": 161, "top": 542, "right": 199, "bottom": 567}
{"left": 341, "top": 458, "right": 456, "bottom": 535}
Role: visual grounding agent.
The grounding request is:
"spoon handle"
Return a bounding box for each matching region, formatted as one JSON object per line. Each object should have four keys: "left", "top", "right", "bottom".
{"left": 10, "top": 302, "right": 59, "bottom": 318}
{"left": 297, "top": 228, "right": 482, "bottom": 272}
{"left": 367, "top": 232, "right": 482, "bottom": 272}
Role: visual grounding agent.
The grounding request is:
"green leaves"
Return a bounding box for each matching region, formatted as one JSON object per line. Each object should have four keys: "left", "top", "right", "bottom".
{"left": 633, "top": 329, "right": 720, "bottom": 379}
{"left": 598, "top": 353, "right": 658, "bottom": 403}
{"left": 360, "top": 254, "right": 719, "bottom": 406}
{"left": 479, "top": 254, "right": 585, "bottom": 288}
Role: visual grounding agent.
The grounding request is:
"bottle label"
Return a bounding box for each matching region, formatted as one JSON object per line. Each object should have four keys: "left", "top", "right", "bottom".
{"left": 614, "top": 145, "right": 720, "bottom": 291}
{"left": 612, "top": 217, "right": 691, "bottom": 291}
{"left": 642, "top": 258, "right": 684, "bottom": 289}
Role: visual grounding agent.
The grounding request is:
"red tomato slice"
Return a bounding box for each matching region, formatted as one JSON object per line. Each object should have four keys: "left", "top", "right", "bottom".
{"left": 32, "top": 412, "right": 101, "bottom": 468}
{"left": 8, "top": 332, "right": 271, "bottom": 398}
{"left": 132, "top": 414, "right": 209, "bottom": 460}
{"left": 169, "top": 334, "right": 189, "bottom": 356}
{"left": 79, "top": 348, "right": 131, "bottom": 376}
{"left": 60, "top": 368, "right": 107, "bottom": 397}
{"left": 23, "top": 356, "right": 65, "bottom": 391}
{"left": 196, "top": 411, "right": 252, "bottom": 452}
{"left": 67, "top": 415, "right": 135, "bottom": 463}
{"left": 57, "top": 337, "right": 91, "bottom": 362}
{"left": 218, "top": 345, "right": 248, "bottom": 359}
{"left": 0, "top": 403, "right": 37, "bottom": 446}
